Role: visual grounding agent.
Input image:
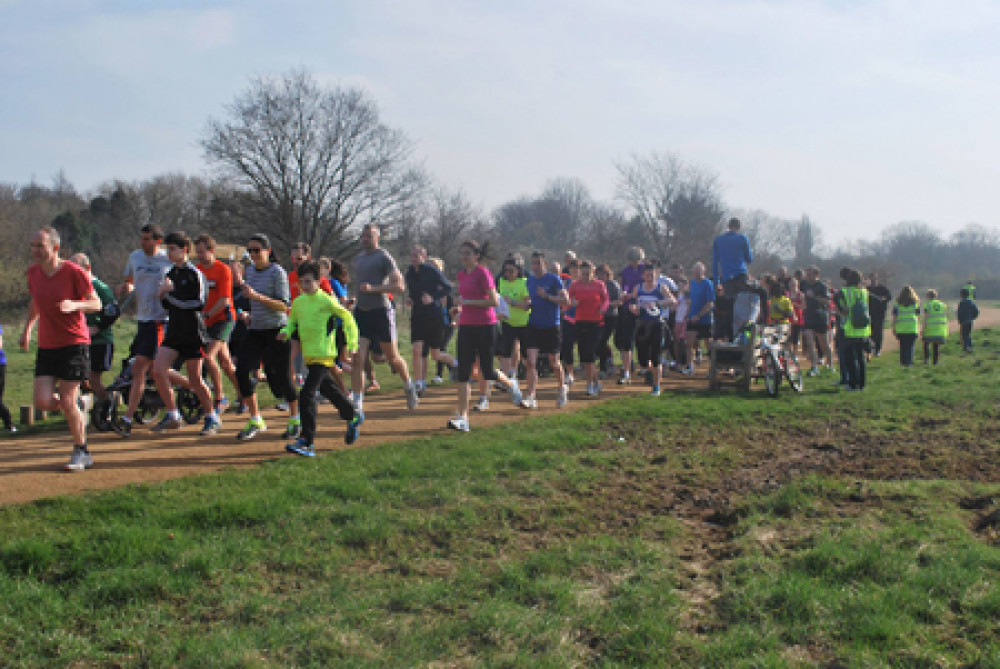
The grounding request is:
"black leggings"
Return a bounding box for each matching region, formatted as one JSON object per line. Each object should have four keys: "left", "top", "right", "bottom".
{"left": 300, "top": 364, "right": 355, "bottom": 443}
{"left": 456, "top": 325, "right": 497, "bottom": 383}
{"left": 597, "top": 314, "right": 618, "bottom": 371}
{"left": 236, "top": 328, "right": 297, "bottom": 402}
{"left": 0, "top": 364, "right": 12, "bottom": 429}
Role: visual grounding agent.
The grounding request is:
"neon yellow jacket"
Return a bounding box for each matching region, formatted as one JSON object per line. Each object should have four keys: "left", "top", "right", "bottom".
{"left": 282, "top": 290, "right": 358, "bottom": 366}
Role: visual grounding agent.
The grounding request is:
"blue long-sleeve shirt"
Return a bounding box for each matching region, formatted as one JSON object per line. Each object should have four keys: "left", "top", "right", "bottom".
{"left": 711, "top": 231, "right": 753, "bottom": 284}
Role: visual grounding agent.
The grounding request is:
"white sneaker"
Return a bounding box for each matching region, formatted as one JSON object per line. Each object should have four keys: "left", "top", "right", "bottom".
{"left": 682, "top": 365, "right": 694, "bottom": 376}
{"left": 520, "top": 396, "right": 537, "bottom": 409}
{"left": 474, "top": 396, "right": 490, "bottom": 412}
{"left": 565, "top": 374, "right": 575, "bottom": 386}
{"left": 557, "top": 385, "right": 568, "bottom": 408}
{"left": 431, "top": 376, "right": 444, "bottom": 384}
{"left": 447, "top": 416, "right": 470, "bottom": 432}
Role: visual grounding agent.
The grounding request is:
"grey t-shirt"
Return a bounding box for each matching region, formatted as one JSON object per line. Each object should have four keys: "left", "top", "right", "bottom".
{"left": 244, "top": 262, "right": 289, "bottom": 330}
{"left": 353, "top": 249, "right": 399, "bottom": 311}
{"left": 124, "top": 248, "right": 172, "bottom": 322}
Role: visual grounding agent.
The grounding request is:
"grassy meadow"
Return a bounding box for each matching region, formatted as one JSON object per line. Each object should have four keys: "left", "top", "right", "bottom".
{"left": 2, "top": 318, "right": 1000, "bottom": 666}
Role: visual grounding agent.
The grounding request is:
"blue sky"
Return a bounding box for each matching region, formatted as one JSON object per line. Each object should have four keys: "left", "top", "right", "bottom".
{"left": 2, "top": 0, "right": 998, "bottom": 246}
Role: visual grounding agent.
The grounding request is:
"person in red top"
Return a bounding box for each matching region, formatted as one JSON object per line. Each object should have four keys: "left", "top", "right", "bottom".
{"left": 195, "top": 234, "right": 240, "bottom": 413}
{"left": 447, "top": 240, "right": 522, "bottom": 433}
{"left": 567, "top": 260, "right": 609, "bottom": 398}
{"left": 19, "top": 227, "right": 101, "bottom": 471}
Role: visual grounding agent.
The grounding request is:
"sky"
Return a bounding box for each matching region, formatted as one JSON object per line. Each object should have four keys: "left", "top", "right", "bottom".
{"left": 2, "top": 0, "right": 998, "bottom": 247}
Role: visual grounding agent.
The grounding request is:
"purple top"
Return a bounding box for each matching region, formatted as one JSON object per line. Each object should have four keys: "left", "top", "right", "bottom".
{"left": 620, "top": 263, "right": 645, "bottom": 302}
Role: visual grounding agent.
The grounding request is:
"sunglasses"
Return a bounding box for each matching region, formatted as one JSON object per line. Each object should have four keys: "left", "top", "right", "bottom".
{"left": 247, "top": 247, "right": 264, "bottom": 254}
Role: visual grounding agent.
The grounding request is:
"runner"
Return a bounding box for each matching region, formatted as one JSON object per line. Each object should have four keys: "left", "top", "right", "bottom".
{"left": 447, "top": 241, "right": 521, "bottom": 432}
{"left": 496, "top": 256, "right": 530, "bottom": 381}
{"left": 115, "top": 223, "right": 185, "bottom": 435}
{"left": 350, "top": 224, "right": 419, "bottom": 413}
{"left": 68, "top": 253, "right": 117, "bottom": 425}
{"left": 567, "top": 260, "right": 609, "bottom": 397}
{"left": 19, "top": 227, "right": 101, "bottom": 470}
{"left": 287, "top": 242, "right": 332, "bottom": 390}
{"left": 405, "top": 244, "right": 457, "bottom": 395}
{"left": 616, "top": 246, "right": 645, "bottom": 384}
{"left": 194, "top": 234, "right": 240, "bottom": 415}
{"left": 149, "top": 232, "right": 218, "bottom": 435}
{"left": 631, "top": 262, "right": 676, "bottom": 396}
{"left": 521, "top": 251, "right": 569, "bottom": 409}
{"left": 234, "top": 234, "right": 300, "bottom": 440}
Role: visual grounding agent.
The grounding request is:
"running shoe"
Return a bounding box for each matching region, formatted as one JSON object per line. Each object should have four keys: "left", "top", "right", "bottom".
{"left": 275, "top": 401, "right": 290, "bottom": 412}
{"left": 651, "top": 385, "right": 661, "bottom": 397}
{"left": 216, "top": 397, "right": 230, "bottom": 413}
{"left": 282, "top": 418, "right": 302, "bottom": 439}
{"left": 365, "top": 380, "right": 381, "bottom": 392}
{"left": 520, "top": 396, "right": 537, "bottom": 409}
{"left": 200, "top": 415, "right": 221, "bottom": 436}
{"left": 237, "top": 417, "right": 267, "bottom": 441}
{"left": 345, "top": 411, "right": 364, "bottom": 445}
{"left": 447, "top": 416, "right": 470, "bottom": 432}
{"left": 565, "top": 374, "right": 575, "bottom": 386}
{"left": 405, "top": 383, "right": 419, "bottom": 410}
{"left": 114, "top": 419, "right": 132, "bottom": 437}
{"left": 65, "top": 447, "right": 93, "bottom": 471}
{"left": 3, "top": 425, "right": 17, "bottom": 433}
{"left": 474, "top": 396, "right": 490, "bottom": 412}
{"left": 557, "top": 385, "right": 568, "bottom": 408}
{"left": 586, "top": 382, "right": 597, "bottom": 397}
{"left": 285, "top": 437, "right": 316, "bottom": 457}
{"left": 681, "top": 365, "right": 694, "bottom": 376}
{"left": 431, "top": 375, "right": 444, "bottom": 384}
{"left": 807, "top": 367, "right": 820, "bottom": 377}
{"left": 151, "top": 415, "right": 182, "bottom": 432}
{"left": 617, "top": 375, "right": 631, "bottom": 386}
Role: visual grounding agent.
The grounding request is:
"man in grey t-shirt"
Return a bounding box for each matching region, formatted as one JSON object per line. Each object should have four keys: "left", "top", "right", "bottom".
{"left": 350, "top": 223, "right": 418, "bottom": 412}
{"left": 114, "top": 223, "right": 186, "bottom": 434}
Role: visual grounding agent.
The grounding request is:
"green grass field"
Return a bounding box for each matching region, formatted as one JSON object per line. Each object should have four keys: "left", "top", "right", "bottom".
{"left": 2, "top": 319, "right": 1000, "bottom": 666}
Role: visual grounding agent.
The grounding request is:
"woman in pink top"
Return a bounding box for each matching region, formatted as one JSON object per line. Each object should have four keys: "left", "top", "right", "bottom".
{"left": 567, "top": 260, "right": 609, "bottom": 397}
{"left": 448, "top": 241, "right": 522, "bottom": 432}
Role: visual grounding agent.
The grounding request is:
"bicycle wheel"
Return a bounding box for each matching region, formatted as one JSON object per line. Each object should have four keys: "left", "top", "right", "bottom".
{"left": 763, "top": 349, "right": 781, "bottom": 397}
{"left": 782, "top": 349, "right": 804, "bottom": 392}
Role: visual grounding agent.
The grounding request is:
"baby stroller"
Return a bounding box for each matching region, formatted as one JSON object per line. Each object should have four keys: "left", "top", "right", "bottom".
{"left": 93, "top": 354, "right": 203, "bottom": 435}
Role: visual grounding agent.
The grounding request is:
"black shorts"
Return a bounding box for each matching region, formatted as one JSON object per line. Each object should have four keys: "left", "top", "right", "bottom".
{"left": 525, "top": 326, "right": 561, "bottom": 356}
{"left": 159, "top": 336, "right": 204, "bottom": 362}
{"left": 456, "top": 324, "right": 498, "bottom": 383}
{"left": 35, "top": 344, "right": 90, "bottom": 381}
{"left": 615, "top": 310, "right": 638, "bottom": 350}
{"left": 688, "top": 322, "right": 713, "bottom": 339}
{"left": 90, "top": 342, "right": 114, "bottom": 372}
{"left": 355, "top": 307, "right": 396, "bottom": 344}
{"left": 575, "top": 321, "right": 602, "bottom": 364}
{"left": 410, "top": 309, "right": 444, "bottom": 350}
{"left": 206, "top": 320, "right": 235, "bottom": 343}
{"left": 131, "top": 321, "right": 164, "bottom": 359}
{"left": 560, "top": 322, "right": 577, "bottom": 365}
{"left": 497, "top": 323, "right": 526, "bottom": 358}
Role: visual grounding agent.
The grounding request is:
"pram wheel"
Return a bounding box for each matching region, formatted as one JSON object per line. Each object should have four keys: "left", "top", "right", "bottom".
{"left": 177, "top": 388, "right": 204, "bottom": 424}
{"left": 90, "top": 396, "right": 115, "bottom": 432}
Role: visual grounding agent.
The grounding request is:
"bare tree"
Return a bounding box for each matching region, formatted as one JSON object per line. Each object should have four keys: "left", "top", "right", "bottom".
{"left": 201, "top": 70, "right": 428, "bottom": 259}
{"left": 422, "top": 187, "right": 484, "bottom": 271}
{"left": 615, "top": 151, "right": 726, "bottom": 262}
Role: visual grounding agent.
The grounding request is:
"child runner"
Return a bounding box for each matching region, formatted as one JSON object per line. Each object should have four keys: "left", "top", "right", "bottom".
{"left": 279, "top": 261, "right": 363, "bottom": 456}
{"left": 957, "top": 287, "right": 980, "bottom": 353}
{"left": 447, "top": 241, "right": 521, "bottom": 432}
{"left": 921, "top": 289, "right": 948, "bottom": 365}
{"left": 150, "top": 231, "right": 219, "bottom": 435}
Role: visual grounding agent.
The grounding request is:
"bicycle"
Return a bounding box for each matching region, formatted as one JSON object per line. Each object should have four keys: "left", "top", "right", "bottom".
{"left": 758, "top": 327, "right": 803, "bottom": 397}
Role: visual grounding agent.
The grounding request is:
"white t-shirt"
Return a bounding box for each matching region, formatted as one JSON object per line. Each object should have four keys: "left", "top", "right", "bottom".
{"left": 124, "top": 249, "right": 172, "bottom": 322}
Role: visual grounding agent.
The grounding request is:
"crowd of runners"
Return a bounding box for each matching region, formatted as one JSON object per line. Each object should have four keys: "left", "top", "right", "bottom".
{"left": 0, "top": 217, "right": 978, "bottom": 471}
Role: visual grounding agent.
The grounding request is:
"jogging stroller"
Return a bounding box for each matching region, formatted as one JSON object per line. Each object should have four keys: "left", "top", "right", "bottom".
{"left": 93, "top": 354, "right": 203, "bottom": 434}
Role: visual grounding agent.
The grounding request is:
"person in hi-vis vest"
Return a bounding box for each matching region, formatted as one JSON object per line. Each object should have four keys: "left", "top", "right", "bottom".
{"left": 921, "top": 289, "right": 948, "bottom": 365}
{"left": 840, "top": 268, "right": 870, "bottom": 391}
{"left": 891, "top": 285, "right": 920, "bottom": 367}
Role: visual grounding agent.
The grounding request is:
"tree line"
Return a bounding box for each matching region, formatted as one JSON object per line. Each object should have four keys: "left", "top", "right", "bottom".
{"left": 1, "top": 70, "right": 996, "bottom": 309}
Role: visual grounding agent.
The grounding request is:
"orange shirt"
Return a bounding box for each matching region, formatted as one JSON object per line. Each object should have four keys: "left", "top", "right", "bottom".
{"left": 197, "top": 260, "right": 234, "bottom": 327}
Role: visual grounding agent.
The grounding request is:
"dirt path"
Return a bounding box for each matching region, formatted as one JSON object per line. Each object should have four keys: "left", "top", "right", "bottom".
{"left": 3, "top": 308, "right": 996, "bottom": 506}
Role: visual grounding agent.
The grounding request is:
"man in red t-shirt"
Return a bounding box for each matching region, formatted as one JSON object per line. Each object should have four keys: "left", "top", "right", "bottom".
{"left": 195, "top": 234, "right": 240, "bottom": 413}
{"left": 19, "top": 227, "right": 101, "bottom": 471}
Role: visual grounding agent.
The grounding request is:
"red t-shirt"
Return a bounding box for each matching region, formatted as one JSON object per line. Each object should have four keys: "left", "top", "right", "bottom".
{"left": 457, "top": 265, "right": 497, "bottom": 326}
{"left": 26, "top": 261, "right": 92, "bottom": 348}
{"left": 568, "top": 280, "right": 609, "bottom": 324}
{"left": 198, "top": 260, "right": 235, "bottom": 327}
{"left": 288, "top": 269, "right": 333, "bottom": 302}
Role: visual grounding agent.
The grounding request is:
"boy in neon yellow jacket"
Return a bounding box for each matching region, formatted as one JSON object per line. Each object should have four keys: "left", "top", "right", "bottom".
{"left": 279, "top": 260, "right": 362, "bottom": 456}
